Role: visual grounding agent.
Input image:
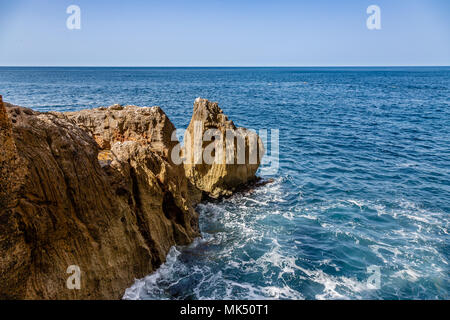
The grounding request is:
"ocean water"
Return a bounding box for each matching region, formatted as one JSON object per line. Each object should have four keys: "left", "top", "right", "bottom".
{"left": 1, "top": 67, "right": 449, "bottom": 300}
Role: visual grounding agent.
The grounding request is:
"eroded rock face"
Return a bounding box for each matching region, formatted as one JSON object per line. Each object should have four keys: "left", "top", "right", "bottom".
{"left": 183, "top": 98, "right": 264, "bottom": 198}
{"left": 0, "top": 95, "right": 25, "bottom": 210}
{"left": 65, "top": 105, "right": 176, "bottom": 157}
{"left": 66, "top": 105, "right": 199, "bottom": 245}
{"left": 0, "top": 101, "right": 198, "bottom": 299}
{"left": 0, "top": 96, "right": 29, "bottom": 299}
{"left": 0, "top": 97, "right": 263, "bottom": 300}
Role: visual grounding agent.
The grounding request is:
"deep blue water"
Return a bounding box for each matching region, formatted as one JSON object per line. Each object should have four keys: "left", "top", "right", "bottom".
{"left": 1, "top": 67, "right": 449, "bottom": 299}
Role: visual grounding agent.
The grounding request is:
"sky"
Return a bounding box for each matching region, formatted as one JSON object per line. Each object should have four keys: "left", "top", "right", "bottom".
{"left": 0, "top": 0, "right": 449, "bottom": 66}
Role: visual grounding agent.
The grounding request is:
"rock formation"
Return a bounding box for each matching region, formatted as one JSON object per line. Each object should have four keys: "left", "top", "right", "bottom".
{"left": 183, "top": 98, "right": 264, "bottom": 199}
{"left": 0, "top": 97, "right": 263, "bottom": 299}
{"left": 66, "top": 105, "right": 199, "bottom": 246}
{"left": 0, "top": 101, "right": 198, "bottom": 299}
{"left": 65, "top": 105, "right": 175, "bottom": 156}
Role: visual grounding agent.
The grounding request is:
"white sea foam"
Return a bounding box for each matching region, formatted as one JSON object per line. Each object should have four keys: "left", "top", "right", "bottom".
{"left": 124, "top": 177, "right": 449, "bottom": 300}
{"left": 392, "top": 268, "right": 421, "bottom": 282}
{"left": 296, "top": 265, "right": 369, "bottom": 300}
{"left": 123, "top": 245, "right": 183, "bottom": 300}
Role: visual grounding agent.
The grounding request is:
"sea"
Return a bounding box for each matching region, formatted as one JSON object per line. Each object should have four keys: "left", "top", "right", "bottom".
{"left": 1, "top": 66, "right": 448, "bottom": 299}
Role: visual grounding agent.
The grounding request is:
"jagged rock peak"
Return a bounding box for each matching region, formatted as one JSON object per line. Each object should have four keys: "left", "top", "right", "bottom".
{"left": 184, "top": 98, "right": 264, "bottom": 199}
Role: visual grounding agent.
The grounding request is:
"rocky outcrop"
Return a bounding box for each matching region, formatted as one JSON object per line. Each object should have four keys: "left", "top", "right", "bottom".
{"left": 65, "top": 105, "right": 176, "bottom": 157}
{"left": 66, "top": 105, "right": 199, "bottom": 246}
{"left": 0, "top": 97, "right": 263, "bottom": 300}
{"left": 0, "top": 100, "right": 198, "bottom": 299}
{"left": 183, "top": 98, "right": 264, "bottom": 198}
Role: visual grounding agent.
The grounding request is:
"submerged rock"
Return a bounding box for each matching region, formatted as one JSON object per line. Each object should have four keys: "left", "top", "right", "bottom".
{"left": 184, "top": 98, "right": 264, "bottom": 199}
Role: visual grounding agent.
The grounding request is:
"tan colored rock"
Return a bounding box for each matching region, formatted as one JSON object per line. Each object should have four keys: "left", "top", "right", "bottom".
{"left": 0, "top": 97, "right": 263, "bottom": 300}
{"left": 183, "top": 98, "right": 264, "bottom": 199}
{"left": 0, "top": 101, "right": 199, "bottom": 299}
{"left": 0, "top": 95, "right": 26, "bottom": 209}
{"left": 66, "top": 104, "right": 199, "bottom": 244}
{"left": 65, "top": 105, "right": 176, "bottom": 158}
{"left": 0, "top": 97, "right": 29, "bottom": 299}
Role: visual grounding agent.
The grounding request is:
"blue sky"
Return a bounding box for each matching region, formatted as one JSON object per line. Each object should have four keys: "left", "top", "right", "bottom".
{"left": 1, "top": 0, "right": 449, "bottom": 66}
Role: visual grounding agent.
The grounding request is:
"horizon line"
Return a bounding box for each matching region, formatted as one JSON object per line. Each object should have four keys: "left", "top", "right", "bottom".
{"left": 1, "top": 65, "right": 449, "bottom": 68}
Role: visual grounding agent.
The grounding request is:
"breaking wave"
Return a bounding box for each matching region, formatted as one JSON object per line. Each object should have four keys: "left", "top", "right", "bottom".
{"left": 124, "top": 176, "right": 449, "bottom": 300}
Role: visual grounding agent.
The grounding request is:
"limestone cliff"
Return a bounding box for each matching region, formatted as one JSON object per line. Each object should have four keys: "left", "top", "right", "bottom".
{"left": 0, "top": 100, "right": 198, "bottom": 299}
{"left": 0, "top": 97, "right": 262, "bottom": 299}
{"left": 183, "top": 98, "right": 264, "bottom": 199}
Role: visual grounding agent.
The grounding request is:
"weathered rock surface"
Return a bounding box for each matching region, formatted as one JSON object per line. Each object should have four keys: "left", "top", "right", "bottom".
{"left": 0, "top": 100, "right": 198, "bottom": 299}
{"left": 184, "top": 98, "right": 264, "bottom": 198}
{"left": 66, "top": 105, "right": 199, "bottom": 243}
{"left": 65, "top": 105, "right": 176, "bottom": 157}
{"left": 0, "top": 95, "right": 25, "bottom": 211}
{"left": 0, "top": 97, "right": 263, "bottom": 300}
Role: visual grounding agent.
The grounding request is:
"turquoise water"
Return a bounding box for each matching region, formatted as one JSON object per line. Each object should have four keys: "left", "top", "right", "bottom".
{"left": 1, "top": 67, "right": 449, "bottom": 299}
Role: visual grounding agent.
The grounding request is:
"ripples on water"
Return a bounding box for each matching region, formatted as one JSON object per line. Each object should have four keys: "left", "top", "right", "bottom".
{"left": 124, "top": 177, "right": 448, "bottom": 300}
{"left": 1, "top": 67, "right": 449, "bottom": 299}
